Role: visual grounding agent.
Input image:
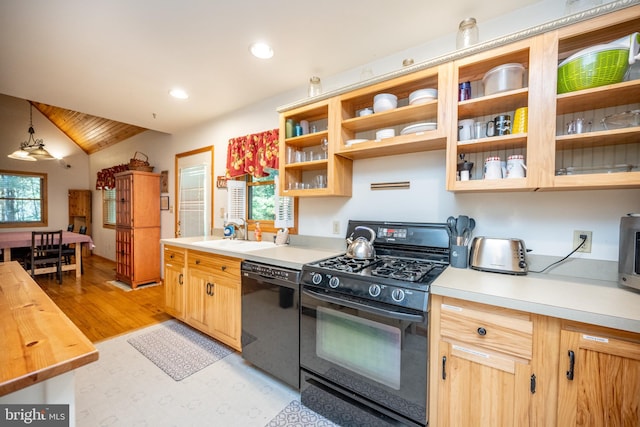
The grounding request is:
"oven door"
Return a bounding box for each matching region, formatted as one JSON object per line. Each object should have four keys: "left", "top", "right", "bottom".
{"left": 300, "top": 286, "right": 428, "bottom": 427}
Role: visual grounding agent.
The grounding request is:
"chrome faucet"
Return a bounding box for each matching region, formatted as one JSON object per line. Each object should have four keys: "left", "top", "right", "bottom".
{"left": 224, "top": 218, "right": 247, "bottom": 240}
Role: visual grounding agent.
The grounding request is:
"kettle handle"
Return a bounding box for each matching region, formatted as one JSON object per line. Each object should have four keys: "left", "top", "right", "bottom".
{"left": 355, "top": 226, "right": 376, "bottom": 243}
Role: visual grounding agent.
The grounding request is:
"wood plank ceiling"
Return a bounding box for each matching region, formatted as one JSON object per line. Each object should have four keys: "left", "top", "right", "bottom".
{"left": 30, "top": 101, "right": 148, "bottom": 154}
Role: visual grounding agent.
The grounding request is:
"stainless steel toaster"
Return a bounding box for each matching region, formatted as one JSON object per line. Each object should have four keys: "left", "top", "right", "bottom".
{"left": 469, "top": 237, "right": 528, "bottom": 275}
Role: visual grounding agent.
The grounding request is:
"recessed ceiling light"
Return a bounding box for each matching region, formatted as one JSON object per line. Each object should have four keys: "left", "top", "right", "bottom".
{"left": 169, "top": 88, "right": 189, "bottom": 99}
{"left": 250, "top": 42, "right": 274, "bottom": 59}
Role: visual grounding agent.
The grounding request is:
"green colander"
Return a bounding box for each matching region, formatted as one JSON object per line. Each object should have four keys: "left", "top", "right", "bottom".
{"left": 558, "top": 48, "right": 629, "bottom": 93}
{"left": 557, "top": 32, "right": 640, "bottom": 94}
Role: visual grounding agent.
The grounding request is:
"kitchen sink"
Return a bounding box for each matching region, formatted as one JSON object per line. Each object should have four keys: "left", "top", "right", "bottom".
{"left": 191, "top": 239, "right": 275, "bottom": 252}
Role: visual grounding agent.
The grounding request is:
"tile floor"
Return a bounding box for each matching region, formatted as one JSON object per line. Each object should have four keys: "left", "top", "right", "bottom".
{"left": 75, "top": 322, "right": 303, "bottom": 427}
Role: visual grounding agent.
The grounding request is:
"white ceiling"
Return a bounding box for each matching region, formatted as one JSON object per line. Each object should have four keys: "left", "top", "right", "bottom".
{"left": 0, "top": 0, "right": 541, "bottom": 134}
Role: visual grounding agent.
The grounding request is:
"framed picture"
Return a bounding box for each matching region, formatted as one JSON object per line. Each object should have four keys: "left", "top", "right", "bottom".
{"left": 160, "top": 196, "right": 170, "bottom": 211}
{"left": 160, "top": 170, "right": 169, "bottom": 193}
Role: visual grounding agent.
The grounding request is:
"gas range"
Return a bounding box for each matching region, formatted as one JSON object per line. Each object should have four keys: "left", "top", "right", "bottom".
{"left": 301, "top": 220, "right": 451, "bottom": 313}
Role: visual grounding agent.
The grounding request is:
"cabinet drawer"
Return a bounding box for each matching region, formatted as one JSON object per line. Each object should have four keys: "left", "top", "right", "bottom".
{"left": 164, "top": 246, "right": 185, "bottom": 265}
{"left": 440, "top": 301, "right": 533, "bottom": 361}
{"left": 187, "top": 250, "right": 241, "bottom": 280}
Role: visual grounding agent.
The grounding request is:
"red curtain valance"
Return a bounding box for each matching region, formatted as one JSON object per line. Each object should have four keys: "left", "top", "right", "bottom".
{"left": 96, "top": 164, "right": 129, "bottom": 189}
{"left": 226, "top": 129, "right": 279, "bottom": 179}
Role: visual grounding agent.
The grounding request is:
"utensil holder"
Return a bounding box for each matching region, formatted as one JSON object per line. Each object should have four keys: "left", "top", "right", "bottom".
{"left": 450, "top": 245, "right": 469, "bottom": 269}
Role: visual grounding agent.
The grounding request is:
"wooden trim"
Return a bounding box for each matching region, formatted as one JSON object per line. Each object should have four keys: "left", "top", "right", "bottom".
{"left": 0, "top": 169, "right": 48, "bottom": 228}
{"left": 174, "top": 146, "right": 215, "bottom": 237}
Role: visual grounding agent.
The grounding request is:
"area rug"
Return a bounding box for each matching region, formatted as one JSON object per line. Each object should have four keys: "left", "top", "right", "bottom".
{"left": 107, "top": 280, "right": 161, "bottom": 292}
{"left": 127, "top": 321, "right": 234, "bottom": 381}
{"left": 265, "top": 400, "right": 337, "bottom": 427}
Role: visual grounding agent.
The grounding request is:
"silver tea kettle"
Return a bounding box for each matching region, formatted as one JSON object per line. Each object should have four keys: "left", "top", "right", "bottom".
{"left": 346, "top": 226, "right": 376, "bottom": 259}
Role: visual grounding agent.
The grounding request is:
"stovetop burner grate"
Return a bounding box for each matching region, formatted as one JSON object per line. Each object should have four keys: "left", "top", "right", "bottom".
{"left": 317, "top": 256, "right": 379, "bottom": 273}
{"left": 371, "top": 258, "right": 436, "bottom": 282}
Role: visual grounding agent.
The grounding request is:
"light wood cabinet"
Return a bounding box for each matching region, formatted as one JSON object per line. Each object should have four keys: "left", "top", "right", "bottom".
{"left": 430, "top": 296, "right": 534, "bottom": 426}
{"left": 163, "top": 245, "right": 185, "bottom": 320}
{"left": 335, "top": 64, "right": 450, "bottom": 160}
{"left": 549, "top": 9, "right": 640, "bottom": 190}
{"left": 115, "top": 171, "right": 161, "bottom": 288}
{"left": 446, "top": 37, "right": 539, "bottom": 191}
{"left": 278, "top": 5, "right": 640, "bottom": 196}
{"left": 279, "top": 98, "right": 353, "bottom": 197}
{"left": 429, "top": 294, "right": 640, "bottom": 425}
{"left": 557, "top": 323, "right": 640, "bottom": 426}
{"left": 68, "top": 189, "right": 92, "bottom": 255}
{"left": 184, "top": 249, "right": 242, "bottom": 351}
{"left": 445, "top": 6, "right": 640, "bottom": 192}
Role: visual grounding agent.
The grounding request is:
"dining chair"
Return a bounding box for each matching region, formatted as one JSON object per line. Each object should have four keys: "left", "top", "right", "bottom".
{"left": 62, "top": 224, "right": 75, "bottom": 263}
{"left": 26, "top": 230, "right": 63, "bottom": 284}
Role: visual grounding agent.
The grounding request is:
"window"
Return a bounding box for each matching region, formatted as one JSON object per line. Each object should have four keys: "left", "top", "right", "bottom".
{"left": 228, "top": 170, "right": 297, "bottom": 234}
{"left": 248, "top": 169, "right": 276, "bottom": 222}
{"left": 103, "top": 188, "right": 116, "bottom": 228}
{"left": 0, "top": 170, "right": 47, "bottom": 228}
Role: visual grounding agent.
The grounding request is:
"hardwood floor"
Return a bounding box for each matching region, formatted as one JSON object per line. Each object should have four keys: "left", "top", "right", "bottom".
{"left": 34, "top": 255, "right": 172, "bottom": 343}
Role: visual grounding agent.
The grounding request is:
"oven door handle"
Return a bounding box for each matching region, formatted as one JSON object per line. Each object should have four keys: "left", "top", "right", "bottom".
{"left": 302, "top": 289, "right": 425, "bottom": 323}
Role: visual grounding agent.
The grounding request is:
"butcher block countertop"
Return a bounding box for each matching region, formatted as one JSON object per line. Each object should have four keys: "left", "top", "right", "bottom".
{"left": 0, "top": 261, "right": 98, "bottom": 396}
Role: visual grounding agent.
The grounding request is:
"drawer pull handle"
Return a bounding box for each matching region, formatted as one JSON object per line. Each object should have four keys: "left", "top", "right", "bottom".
{"left": 206, "top": 282, "right": 215, "bottom": 296}
{"left": 178, "top": 273, "right": 183, "bottom": 285}
{"left": 530, "top": 374, "right": 536, "bottom": 394}
{"left": 170, "top": 254, "right": 174, "bottom": 259}
{"left": 477, "top": 327, "right": 487, "bottom": 336}
{"left": 566, "top": 350, "right": 575, "bottom": 380}
{"left": 442, "top": 356, "right": 447, "bottom": 380}
{"left": 221, "top": 265, "right": 227, "bottom": 271}
{"left": 196, "top": 259, "right": 200, "bottom": 265}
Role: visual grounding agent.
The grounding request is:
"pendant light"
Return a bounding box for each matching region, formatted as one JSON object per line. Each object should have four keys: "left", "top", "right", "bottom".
{"left": 8, "top": 103, "right": 55, "bottom": 161}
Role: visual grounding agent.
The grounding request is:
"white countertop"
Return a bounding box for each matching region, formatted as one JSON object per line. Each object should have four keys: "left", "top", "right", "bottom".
{"left": 161, "top": 236, "right": 343, "bottom": 270}
{"left": 162, "top": 236, "right": 640, "bottom": 334}
{"left": 432, "top": 267, "right": 640, "bottom": 334}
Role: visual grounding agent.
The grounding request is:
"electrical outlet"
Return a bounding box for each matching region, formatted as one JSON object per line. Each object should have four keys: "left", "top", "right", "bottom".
{"left": 332, "top": 220, "right": 340, "bottom": 235}
{"left": 573, "top": 230, "right": 592, "bottom": 253}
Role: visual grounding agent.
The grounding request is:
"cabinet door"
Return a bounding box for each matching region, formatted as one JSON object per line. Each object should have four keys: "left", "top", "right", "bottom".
{"left": 115, "top": 175, "right": 132, "bottom": 227}
{"left": 210, "top": 277, "right": 241, "bottom": 349}
{"left": 557, "top": 329, "right": 640, "bottom": 426}
{"left": 164, "top": 247, "right": 185, "bottom": 319}
{"left": 437, "top": 340, "right": 532, "bottom": 426}
{"left": 115, "top": 228, "right": 132, "bottom": 281}
{"left": 186, "top": 266, "right": 215, "bottom": 332}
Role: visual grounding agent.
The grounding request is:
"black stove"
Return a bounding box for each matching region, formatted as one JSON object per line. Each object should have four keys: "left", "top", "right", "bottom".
{"left": 301, "top": 220, "right": 450, "bottom": 313}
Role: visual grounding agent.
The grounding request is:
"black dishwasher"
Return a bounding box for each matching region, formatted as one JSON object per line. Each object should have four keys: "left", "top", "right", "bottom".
{"left": 241, "top": 260, "right": 301, "bottom": 389}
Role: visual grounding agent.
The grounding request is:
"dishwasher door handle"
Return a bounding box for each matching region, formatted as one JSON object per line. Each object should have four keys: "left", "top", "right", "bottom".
{"left": 302, "top": 289, "right": 425, "bottom": 323}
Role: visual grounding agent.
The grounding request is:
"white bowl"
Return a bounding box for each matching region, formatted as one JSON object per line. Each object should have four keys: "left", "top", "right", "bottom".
{"left": 359, "top": 107, "right": 373, "bottom": 117}
{"left": 409, "top": 88, "right": 438, "bottom": 105}
{"left": 373, "top": 93, "right": 398, "bottom": 113}
{"left": 376, "top": 128, "right": 396, "bottom": 139}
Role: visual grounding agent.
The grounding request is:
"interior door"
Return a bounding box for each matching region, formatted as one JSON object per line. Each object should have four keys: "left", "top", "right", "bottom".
{"left": 174, "top": 147, "right": 214, "bottom": 237}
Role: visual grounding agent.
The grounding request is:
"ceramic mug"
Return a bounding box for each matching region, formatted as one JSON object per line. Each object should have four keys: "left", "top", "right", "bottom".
{"left": 506, "top": 155, "right": 527, "bottom": 178}
{"left": 494, "top": 114, "right": 511, "bottom": 136}
{"left": 484, "top": 156, "right": 502, "bottom": 179}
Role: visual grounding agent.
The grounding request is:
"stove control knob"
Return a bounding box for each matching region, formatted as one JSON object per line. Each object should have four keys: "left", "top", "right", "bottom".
{"left": 311, "top": 272, "right": 323, "bottom": 285}
{"left": 391, "top": 289, "right": 405, "bottom": 302}
{"left": 368, "top": 284, "right": 381, "bottom": 297}
{"left": 328, "top": 276, "right": 340, "bottom": 288}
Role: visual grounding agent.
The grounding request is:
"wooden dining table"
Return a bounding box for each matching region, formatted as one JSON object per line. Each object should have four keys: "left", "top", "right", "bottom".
{"left": 0, "top": 230, "right": 94, "bottom": 278}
